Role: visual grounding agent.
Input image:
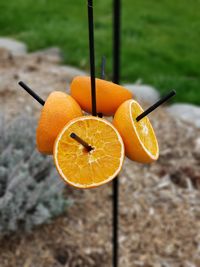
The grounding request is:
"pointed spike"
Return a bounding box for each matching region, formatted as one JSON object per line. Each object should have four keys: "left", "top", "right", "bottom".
{"left": 18, "top": 81, "right": 45, "bottom": 106}
{"left": 136, "top": 90, "right": 176, "bottom": 122}
{"left": 87, "top": 0, "right": 97, "bottom": 116}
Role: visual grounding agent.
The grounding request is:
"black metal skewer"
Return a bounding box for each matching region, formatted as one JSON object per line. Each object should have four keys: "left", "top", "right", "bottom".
{"left": 18, "top": 81, "right": 45, "bottom": 106}
{"left": 112, "top": 0, "right": 121, "bottom": 266}
{"left": 136, "top": 90, "right": 176, "bottom": 122}
{"left": 70, "top": 133, "right": 93, "bottom": 152}
{"left": 87, "top": 0, "right": 97, "bottom": 116}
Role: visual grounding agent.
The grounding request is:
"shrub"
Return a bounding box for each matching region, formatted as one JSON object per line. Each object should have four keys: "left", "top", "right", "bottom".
{"left": 0, "top": 114, "right": 69, "bottom": 236}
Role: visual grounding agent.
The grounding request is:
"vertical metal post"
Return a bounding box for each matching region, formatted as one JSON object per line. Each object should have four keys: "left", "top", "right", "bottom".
{"left": 87, "top": 0, "right": 97, "bottom": 116}
{"left": 112, "top": 0, "right": 121, "bottom": 266}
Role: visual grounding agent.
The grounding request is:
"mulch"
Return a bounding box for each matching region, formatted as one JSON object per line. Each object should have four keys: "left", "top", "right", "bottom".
{"left": 0, "top": 48, "right": 200, "bottom": 267}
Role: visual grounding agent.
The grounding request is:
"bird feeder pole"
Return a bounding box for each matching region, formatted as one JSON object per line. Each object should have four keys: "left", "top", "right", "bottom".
{"left": 112, "top": 0, "right": 121, "bottom": 266}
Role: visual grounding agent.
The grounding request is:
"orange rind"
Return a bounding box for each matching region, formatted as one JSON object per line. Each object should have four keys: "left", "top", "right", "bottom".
{"left": 70, "top": 76, "right": 132, "bottom": 116}
{"left": 36, "top": 91, "right": 82, "bottom": 154}
{"left": 113, "top": 99, "right": 159, "bottom": 163}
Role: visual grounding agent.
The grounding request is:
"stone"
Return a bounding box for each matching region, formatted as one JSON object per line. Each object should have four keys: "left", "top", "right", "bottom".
{"left": 0, "top": 48, "right": 12, "bottom": 60}
{"left": 166, "top": 103, "right": 200, "bottom": 128}
{"left": 0, "top": 37, "right": 27, "bottom": 55}
{"left": 48, "top": 65, "right": 87, "bottom": 81}
{"left": 123, "top": 83, "right": 160, "bottom": 105}
{"left": 36, "top": 47, "right": 61, "bottom": 57}
{"left": 194, "top": 138, "right": 200, "bottom": 153}
{"left": 61, "top": 65, "right": 87, "bottom": 78}
{"left": 31, "top": 47, "right": 62, "bottom": 63}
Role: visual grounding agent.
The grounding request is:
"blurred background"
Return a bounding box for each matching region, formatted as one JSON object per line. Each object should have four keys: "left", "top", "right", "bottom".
{"left": 0, "top": 0, "right": 200, "bottom": 266}
{"left": 1, "top": 0, "right": 200, "bottom": 103}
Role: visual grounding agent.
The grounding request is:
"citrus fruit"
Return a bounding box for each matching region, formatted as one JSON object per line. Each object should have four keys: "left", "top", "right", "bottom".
{"left": 36, "top": 91, "right": 82, "bottom": 154}
{"left": 70, "top": 76, "right": 132, "bottom": 116}
{"left": 113, "top": 99, "right": 159, "bottom": 163}
{"left": 54, "top": 116, "right": 124, "bottom": 188}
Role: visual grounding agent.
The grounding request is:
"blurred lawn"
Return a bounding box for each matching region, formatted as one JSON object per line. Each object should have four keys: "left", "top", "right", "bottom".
{"left": 0, "top": 0, "right": 199, "bottom": 104}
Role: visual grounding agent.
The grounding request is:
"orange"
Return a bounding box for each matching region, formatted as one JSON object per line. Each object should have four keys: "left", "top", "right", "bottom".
{"left": 36, "top": 91, "right": 82, "bottom": 154}
{"left": 70, "top": 76, "right": 132, "bottom": 116}
{"left": 54, "top": 116, "right": 124, "bottom": 188}
{"left": 113, "top": 99, "right": 159, "bottom": 163}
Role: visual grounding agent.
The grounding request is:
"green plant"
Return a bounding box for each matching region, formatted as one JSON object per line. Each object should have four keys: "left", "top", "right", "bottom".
{"left": 0, "top": 0, "right": 200, "bottom": 104}
{"left": 0, "top": 114, "right": 69, "bottom": 236}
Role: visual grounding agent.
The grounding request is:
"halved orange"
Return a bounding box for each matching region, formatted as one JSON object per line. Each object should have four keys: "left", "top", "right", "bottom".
{"left": 113, "top": 99, "right": 159, "bottom": 163}
{"left": 36, "top": 91, "right": 82, "bottom": 154}
{"left": 54, "top": 116, "right": 124, "bottom": 188}
{"left": 70, "top": 76, "right": 133, "bottom": 116}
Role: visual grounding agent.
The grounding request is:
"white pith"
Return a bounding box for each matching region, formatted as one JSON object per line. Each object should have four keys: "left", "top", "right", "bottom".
{"left": 128, "top": 99, "right": 159, "bottom": 160}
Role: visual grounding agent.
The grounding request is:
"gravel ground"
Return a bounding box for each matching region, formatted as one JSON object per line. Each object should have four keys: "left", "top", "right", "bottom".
{"left": 0, "top": 48, "right": 200, "bottom": 267}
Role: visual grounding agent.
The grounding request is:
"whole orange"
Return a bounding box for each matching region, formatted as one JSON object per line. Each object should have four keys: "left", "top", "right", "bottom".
{"left": 70, "top": 76, "right": 132, "bottom": 116}
{"left": 36, "top": 91, "right": 82, "bottom": 154}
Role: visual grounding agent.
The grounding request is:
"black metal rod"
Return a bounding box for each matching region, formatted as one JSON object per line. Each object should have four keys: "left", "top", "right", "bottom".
{"left": 112, "top": 0, "right": 121, "bottom": 267}
{"left": 101, "top": 55, "right": 106, "bottom": 80}
{"left": 70, "top": 133, "right": 93, "bottom": 152}
{"left": 136, "top": 90, "right": 176, "bottom": 122}
{"left": 113, "top": 0, "right": 121, "bottom": 85}
{"left": 18, "top": 81, "right": 45, "bottom": 106}
{"left": 97, "top": 113, "right": 103, "bottom": 118}
{"left": 87, "top": 0, "right": 97, "bottom": 116}
{"left": 112, "top": 175, "right": 119, "bottom": 267}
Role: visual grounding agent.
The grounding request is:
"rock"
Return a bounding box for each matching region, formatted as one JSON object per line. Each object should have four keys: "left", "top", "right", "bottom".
{"left": 193, "top": 137, "right": 200, "bottom": 160}
{"left": 0, "top": 48, "right": 12, "bottom": 60}
{"left": 166, "top": 104, "right": 200, "bottom": 128}
{"left": 48, "top": 65, "right": 87, "bottom": 81}
{"left": 31, "top": 47, "right": 62, "bottom": 63}
{"left": 61, "top": 65, "right": 87, "bottom": 78}
{"left": 194, "top": 138, "right": 200, "bottom": 153}
{"left": 0, "top": 37, "right": 27, "bottom": 55}
{"left": 123, "top": 83, "right": 160, "bottom": 105}
{"left": 36, "top": 47, "right": 61, "bottom": 57}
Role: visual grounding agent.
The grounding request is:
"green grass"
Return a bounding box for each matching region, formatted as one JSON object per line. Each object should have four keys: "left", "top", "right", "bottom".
{"left": 0, "top": 0, "right": 199, "bottom": 104}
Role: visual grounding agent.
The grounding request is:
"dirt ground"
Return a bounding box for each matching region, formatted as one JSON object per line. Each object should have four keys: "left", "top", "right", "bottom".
{"left": 0, "top": 48, "right": 200, "bottom": 267}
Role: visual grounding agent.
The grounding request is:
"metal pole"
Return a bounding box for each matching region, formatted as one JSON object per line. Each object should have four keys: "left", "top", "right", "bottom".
{"left": 112, "top": 0, "right": 121, "bottom": 266}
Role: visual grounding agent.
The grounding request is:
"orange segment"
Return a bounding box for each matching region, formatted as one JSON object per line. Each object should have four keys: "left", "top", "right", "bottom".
{"left": 113, "top": 99, "right": 159, "bottom": 163}
{"left": 54, "top": 116, "right": 124, "bottom": 188}
{"left": 70, "top": 76, "right": 132, "bottom": 116}
{"left": 36, "top": 91, "right": 82, "bottom": 154}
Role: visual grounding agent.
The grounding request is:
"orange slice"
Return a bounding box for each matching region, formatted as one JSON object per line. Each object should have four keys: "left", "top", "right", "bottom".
{"left": 113, "top": 99, "right": 159, "bottom": 163}
{"left": 54, "top": 116, "right": 124, "bottom": 188}
{"left": 70, "top": 76, "right": 132, "bottom": 116}
{"left": 36, "top": 91, "right": 82, "bottom": 154}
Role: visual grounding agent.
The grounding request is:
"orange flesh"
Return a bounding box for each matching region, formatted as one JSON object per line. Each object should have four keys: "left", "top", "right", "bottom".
{"left": 55, "top": 118, "right": 124, "bottom": 188}
{"left": 131, "top": 101, "right": 158, "bottom": 158}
